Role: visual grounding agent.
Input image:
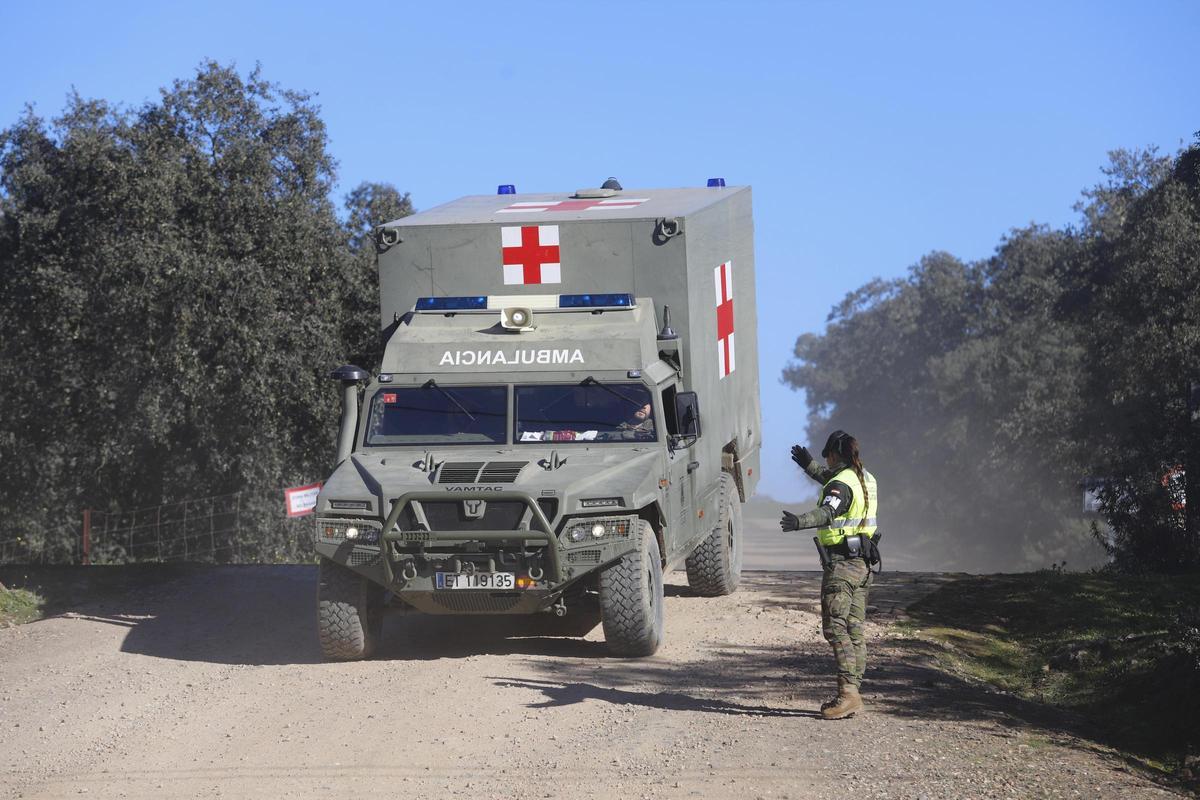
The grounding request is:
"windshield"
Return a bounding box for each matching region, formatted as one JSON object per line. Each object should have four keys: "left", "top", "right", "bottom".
{"left": 515, "top": 383, "right": 656, "bottom": 443}
{"left": 363, "top": 385, "right": 507, "bottom": 446}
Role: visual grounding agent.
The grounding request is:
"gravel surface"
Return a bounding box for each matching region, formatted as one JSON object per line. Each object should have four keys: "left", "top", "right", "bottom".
{"left": 0, "top": 565, "right": 1185, "bottom": 799}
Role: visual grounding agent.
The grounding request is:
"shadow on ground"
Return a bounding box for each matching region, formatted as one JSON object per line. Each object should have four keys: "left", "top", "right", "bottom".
{"left": 0, "top": 564, "right": 1129, "bottom": 759}
{"left": 2, "top": 564, "right": 618, "bottom": 665}
{"left": 489, "top": 676, "right": 822, "bottom": 717}
{"left": 487, "top": 571, "right": 1121, "bottom": 764}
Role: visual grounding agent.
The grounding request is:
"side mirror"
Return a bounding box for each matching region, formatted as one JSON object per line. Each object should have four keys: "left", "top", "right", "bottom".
{"left": 672, "top": 391, "right": 701, "bottom": 447}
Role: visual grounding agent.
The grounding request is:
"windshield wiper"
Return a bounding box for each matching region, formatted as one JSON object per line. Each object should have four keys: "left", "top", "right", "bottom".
{"left": 582, "top": 375, "right": 640, "bottom": 408}
{"left": 424, "top": 379, "right": 477, "bottom": 422}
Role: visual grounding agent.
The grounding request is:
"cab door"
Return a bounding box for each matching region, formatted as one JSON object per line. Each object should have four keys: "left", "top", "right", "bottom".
{"left": 661, "top": 383, "right": 699, "bottom": 558}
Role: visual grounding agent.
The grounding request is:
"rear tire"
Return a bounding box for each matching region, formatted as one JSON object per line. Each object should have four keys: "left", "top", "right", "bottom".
{"left": 685, "top": 472, "right": 743, "bottom": 596}
{"left": 599, "top": 520, "right": 664, "bottom": 657}
{"left": 317, "top": 558, "right": 383, "bottom": 661}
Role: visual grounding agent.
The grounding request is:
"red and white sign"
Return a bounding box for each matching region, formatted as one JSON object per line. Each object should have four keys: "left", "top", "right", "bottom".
{"left": 502, "top": 225, "right": 561, "bottom": 285}
{"left": 284, "top": 482, "right": 323, "bottom": 518}
{"left": 1163, "top": 466, "right": 1186, "bottom": 511}
{"left": 715, "top": 261, "right": 735, "bottom": 378}
{"left": 498, "top": 198, "right": 650, "bottom": 213}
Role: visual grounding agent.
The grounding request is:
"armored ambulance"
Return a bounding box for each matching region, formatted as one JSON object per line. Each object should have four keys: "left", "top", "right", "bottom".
{"left": 314, "top": 181, "right": 761, "bottom": 658}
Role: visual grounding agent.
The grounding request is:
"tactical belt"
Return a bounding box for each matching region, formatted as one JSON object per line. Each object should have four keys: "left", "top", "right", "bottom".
{"left": 826, "top": 539, "right": 860, "bottom": 558}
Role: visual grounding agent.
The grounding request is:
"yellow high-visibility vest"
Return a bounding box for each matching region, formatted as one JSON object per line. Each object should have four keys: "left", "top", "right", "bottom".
{"left": 815, "top": 467, "right": 878, "bottom": 546}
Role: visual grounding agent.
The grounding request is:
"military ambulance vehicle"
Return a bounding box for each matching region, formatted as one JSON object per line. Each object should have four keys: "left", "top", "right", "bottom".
{"left": 314, "top": 180, "right": 761, "bottom": 658}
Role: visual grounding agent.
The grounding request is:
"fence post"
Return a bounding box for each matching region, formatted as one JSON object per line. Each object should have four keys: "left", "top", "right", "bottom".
{"left": 234, "top": 494, "right": 242, "bottom": 562}
{"left": 82, "top": 509, "right": 91, "bottom": 566}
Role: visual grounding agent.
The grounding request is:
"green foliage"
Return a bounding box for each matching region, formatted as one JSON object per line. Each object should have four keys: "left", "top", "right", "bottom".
{"left": 342, "top": 182, "right": 413, "bottom": 369}
{"left": 0, "top": 63, "right": 412, "bottom": 561}
{"left": 901, "top": 572, "right": 1200, "bottom": 772}
{"left": 0, "top": 585, "right": 43, "bottom": 626}
{"left": 784, "top": 140, "right": 1200, "bottom": 572}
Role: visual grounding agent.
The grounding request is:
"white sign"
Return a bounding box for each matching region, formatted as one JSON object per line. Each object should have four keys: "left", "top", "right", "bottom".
{"left": 284, "top": 482, "right": 322, "bottom": 517}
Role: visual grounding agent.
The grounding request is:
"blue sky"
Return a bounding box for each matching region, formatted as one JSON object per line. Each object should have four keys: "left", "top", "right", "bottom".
{"left": 3, "top": 0, "right": 1197, "bottom": 501}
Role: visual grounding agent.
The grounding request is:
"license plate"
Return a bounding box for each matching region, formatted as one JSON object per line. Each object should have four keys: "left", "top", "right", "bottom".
{"left": 435, "top": 572, "right": 515, "bottom": 590}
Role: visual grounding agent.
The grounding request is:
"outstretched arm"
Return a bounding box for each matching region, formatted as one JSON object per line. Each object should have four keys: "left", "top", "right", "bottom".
{"left": 779, "top": 480, "right": 856, "bottom": 532}
{"left": 780, "top": 505, "right": 836, "bottom": 531}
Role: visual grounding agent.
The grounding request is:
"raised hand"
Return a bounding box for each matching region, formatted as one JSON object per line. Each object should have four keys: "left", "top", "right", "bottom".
{"left": 790, "top": 444, "right": 813, "bottom": 470}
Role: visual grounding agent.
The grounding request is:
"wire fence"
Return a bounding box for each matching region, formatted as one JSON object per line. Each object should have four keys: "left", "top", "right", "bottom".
{"left": 0, "top": 493, "right": 258, "bottom": 565}
{"left": 0, "top": 525, "right": 81, "bottom": 565}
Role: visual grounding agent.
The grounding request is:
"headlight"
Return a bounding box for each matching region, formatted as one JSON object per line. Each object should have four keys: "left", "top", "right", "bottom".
{"left": 580, "top": 497, "right": 622, "bottom": 508}
{"left": 317, "top": 519, "right": 381, "bottom": 544}
{"left": 563, "top": 517, "right": 634, "bottom": 544}
{"left": 329, "top": 500, "right": 372, "bottom": 511}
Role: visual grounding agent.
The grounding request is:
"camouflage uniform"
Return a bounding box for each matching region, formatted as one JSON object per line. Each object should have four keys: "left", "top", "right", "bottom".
{"left": 615, "top": 418, "right": 655, "bottom": 441}
{"left": 781, "top": 442, "right": 878, "bottom": 716}
{"left": 822, "top": 553, "right": 872, "bottom": 686}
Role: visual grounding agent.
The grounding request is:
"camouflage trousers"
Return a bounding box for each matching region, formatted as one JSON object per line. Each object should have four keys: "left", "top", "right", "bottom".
{"left": 821, "top": 555, "right": 872, "bottom": 687}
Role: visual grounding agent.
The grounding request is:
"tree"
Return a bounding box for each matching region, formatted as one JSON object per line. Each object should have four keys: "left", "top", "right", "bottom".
{"left": 784, "top": 143, "right": 1200, "bottom": 572}
{"left": 341, "top": 182, "right": 413, "bottom": 369}
{"left": 1066, "top": 142, "right": 1200, "bottom": 571}
{"left": 0, "top": 62, "right": 392, "bottom": 561}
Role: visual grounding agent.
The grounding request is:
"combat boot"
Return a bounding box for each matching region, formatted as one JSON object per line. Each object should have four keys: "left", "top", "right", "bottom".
{"left": 820, "top": 677, "right": 863, "bottom": 720}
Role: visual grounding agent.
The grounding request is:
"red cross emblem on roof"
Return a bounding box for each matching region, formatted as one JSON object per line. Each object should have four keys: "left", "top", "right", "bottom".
{"left": 497, "top": 198, "right": 650, "bottom": 214}
{"left": 501, "top": 225, "right": 560, "bottom": 285}
{"left": 715, "top": 261, "right": 735, "bottom": 378}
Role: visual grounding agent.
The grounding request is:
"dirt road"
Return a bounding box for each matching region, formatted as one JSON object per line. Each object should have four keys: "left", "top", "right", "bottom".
{"left": 0, "top": 565, "right": 1182, "bottom": 799}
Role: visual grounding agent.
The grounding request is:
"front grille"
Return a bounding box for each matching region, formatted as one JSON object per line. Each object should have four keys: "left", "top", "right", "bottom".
{"left": 436, "top": 461, "right": 528, "bottom": 484}
{"left": 437, "top": 462, "right": 485, "bottom": 483}
{"left": 480, "top": 461, "right": 528, "bottom": 483}
{"left": 419, "top": 501, "right": 528, "bottom": 532}
{"left": 349, "top": 547, "right": 381, "bottom": 566}
{"left": 432, "top": 592, "right": 522, "bottom": 612}
{"left": 567, "top": 549, "right": 601, "bottom": 565}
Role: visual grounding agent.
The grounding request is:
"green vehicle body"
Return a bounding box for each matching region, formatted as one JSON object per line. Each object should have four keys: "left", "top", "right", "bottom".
{"left": 314, "top": 183, "right": 761, "bottom": 658}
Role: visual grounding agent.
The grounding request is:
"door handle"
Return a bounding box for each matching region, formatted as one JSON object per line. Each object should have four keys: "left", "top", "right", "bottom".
{"left": 687, "top": 461, "right": 699, "bottom": 474}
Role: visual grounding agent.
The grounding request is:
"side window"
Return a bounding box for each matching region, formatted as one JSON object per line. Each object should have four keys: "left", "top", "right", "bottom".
{"left": 662, "top": 384, "right": 680, "bottom": 435}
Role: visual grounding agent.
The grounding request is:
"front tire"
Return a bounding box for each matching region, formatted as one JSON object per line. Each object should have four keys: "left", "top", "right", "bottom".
{"left": 317, "top": 558, "right": 383, "bottom": 661}
{"left": 599, "top": 520, "right": 664, "bottom": 657}
{"left": 685, "top": 472, "right": 743, "bottom": 596}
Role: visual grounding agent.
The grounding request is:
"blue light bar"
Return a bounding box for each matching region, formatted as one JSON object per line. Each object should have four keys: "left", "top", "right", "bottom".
{"left": 558, "top": 293, "right": 634, "bottom": 308}
{"left": 706, "top": 177, "right": 726, "bottom": 187}
{"left": 415, "top": 296, "right": 488, "bottom": 311}
{"left": 497, "top": 184, "right": 516, "bottom": 195}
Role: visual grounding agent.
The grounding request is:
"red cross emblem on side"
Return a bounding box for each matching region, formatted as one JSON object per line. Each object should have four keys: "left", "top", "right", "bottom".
{"left": 715, "top": 260, "right": 735, "bottom": 378}
{"left": 501, "top": 225, "right": 561, "bottom": 285}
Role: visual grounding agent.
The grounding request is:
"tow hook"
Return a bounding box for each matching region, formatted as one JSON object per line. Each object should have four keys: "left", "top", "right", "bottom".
{"left": 552, "top": 598, "right": 567, "bottom": 617}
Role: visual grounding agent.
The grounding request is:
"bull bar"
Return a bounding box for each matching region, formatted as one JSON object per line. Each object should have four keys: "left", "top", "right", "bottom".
{"left": 379, "top": 490, "right": 563, "bottom": 585}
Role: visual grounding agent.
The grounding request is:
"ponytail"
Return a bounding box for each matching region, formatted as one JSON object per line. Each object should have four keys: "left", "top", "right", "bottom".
{"left": 844, "top": 435, "right": 868, "bottom": 522}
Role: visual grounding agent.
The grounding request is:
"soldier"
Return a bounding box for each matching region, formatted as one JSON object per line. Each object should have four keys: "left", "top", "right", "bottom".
{"left": 779, "top": 430, "right": 879, "bottom": 720}
{"left": 614, "top": 402, "right": 655, "bottom": 441}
